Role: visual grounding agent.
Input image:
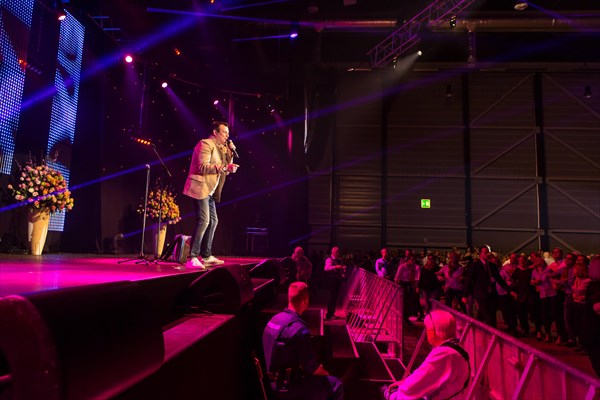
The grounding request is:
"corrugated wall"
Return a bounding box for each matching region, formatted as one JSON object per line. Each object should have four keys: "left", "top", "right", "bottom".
{"left": 308, "top": 68, "right": 600, "bottom": 254}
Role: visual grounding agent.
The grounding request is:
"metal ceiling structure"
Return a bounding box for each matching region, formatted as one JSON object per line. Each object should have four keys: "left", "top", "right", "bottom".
{"left": 367, "top": 0, "right": 480, "bottom": 68}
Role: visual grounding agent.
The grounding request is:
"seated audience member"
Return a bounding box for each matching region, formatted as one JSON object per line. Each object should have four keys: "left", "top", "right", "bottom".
{"left": 262, "top": 282, "right": 343, "bottom": 400}
{"left": 383, "top": 310, "right": 470, "bottom": 400}
{"left": 292, "top": 246, "right": 313, "bottom": 283}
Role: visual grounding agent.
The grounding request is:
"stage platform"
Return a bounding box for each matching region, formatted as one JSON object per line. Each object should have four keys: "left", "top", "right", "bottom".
{"left": 0, "top": 253, "right": 265, "bottom": 297}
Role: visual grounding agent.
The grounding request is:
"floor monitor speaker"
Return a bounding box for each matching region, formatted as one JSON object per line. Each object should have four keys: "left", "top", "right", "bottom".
{"left": 182, "top": 264, "right": 254, "bottom": 314}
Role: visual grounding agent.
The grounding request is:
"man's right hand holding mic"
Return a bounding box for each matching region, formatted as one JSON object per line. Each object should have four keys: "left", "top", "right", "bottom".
{"left": 224, "top": 139, "right": 240, "bottom": 174}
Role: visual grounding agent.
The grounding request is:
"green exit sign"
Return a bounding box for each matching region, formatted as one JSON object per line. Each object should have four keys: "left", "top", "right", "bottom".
{"left": 421, "top": 199, "right": 431, "bottom": 208}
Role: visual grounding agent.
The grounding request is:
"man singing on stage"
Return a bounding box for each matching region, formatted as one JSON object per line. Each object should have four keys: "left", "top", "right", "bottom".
{"left": 183, "top": 121, "right": 239, "bottom": 269}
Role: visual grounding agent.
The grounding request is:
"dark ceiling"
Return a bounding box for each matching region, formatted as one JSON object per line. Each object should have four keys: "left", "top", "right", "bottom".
{"left": 65, "top": 0, "right": 600, "bottom": 92}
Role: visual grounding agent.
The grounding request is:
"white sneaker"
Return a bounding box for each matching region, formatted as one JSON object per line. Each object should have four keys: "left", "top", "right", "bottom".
{"left": 186, "top": 257, "right": 206, "bottom": 269}
{"left": 203, "top": 255, "right": 224, "bottom": 265}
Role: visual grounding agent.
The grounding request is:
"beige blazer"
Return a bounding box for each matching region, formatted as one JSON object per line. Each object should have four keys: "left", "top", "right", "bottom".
{"left": 182, "top": 137, "right": 231, "bottom": 202}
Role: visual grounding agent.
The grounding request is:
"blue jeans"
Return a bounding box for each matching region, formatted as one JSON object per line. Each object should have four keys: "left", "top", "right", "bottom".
{"left": 190, "top": 195, "right": 218, "bottom": 259}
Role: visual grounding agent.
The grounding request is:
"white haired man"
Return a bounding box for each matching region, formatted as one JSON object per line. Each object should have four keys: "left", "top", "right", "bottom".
{"left": 384, "top": 310, "right": 470, "bottom": 400}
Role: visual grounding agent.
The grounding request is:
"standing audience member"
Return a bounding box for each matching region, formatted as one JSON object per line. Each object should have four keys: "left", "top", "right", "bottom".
{"left": 531, "top": 255, "right": 557, "bottom": 342}
{"left": 395, "top": 252, "right": 423, "bottom": 323}
{"left": 418, "top": 254, "right": 442, "bottom": 315}
{"left": 383, "top": 310, "right": 470, "bottom": 400}
{"left": 582, "top": 255, "right": 600, "bottom": 377}
{"left": 460, "top": 254, "right": 475, "bottom": 317}
{"left": 554, "top": 252, "right": 577, "bottom": 346}
{"left": 292, "top": 246, "right": 313, "bottom": 283}
{"left": 511, "top": 254, "right": 539, "bottom": 337}
{"left": 262, "top": 282, "right": 343, "bottom": 400}
{"left": 375, "top": 248, "right": 391, "bottom": 279}
{"left": 324, "top": 247, "right": 346, "bottom": 320}
{"left": 571, "top": 256, "right": 590, "bottom": 350}
{"left": 462, "top": 245, "right": 512, "bottom": 327}
{"left": 438, "top": 251, "right": 466, "bottom": 313}
{"left": 547, "top": 248, "right": 570, "bottom": 344}
{"left": 493, "top": 253, "right": 518, "bottom": 336}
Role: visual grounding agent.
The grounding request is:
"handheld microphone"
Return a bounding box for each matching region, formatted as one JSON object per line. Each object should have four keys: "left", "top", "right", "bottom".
{"left": 227, "top": 139, "right": 239, "bottom": 158}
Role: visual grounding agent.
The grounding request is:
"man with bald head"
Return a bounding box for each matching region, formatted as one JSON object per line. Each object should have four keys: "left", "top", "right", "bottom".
{"left": 263, "top": 282, "right": 343, "bottom": 400}
{"left": 384, "top": 310, "right": 470, "bottom": 400}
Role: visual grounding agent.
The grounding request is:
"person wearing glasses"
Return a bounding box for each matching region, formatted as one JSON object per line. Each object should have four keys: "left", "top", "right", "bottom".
{"left": 383, "top": 310, "right": 470, "bottom": 400}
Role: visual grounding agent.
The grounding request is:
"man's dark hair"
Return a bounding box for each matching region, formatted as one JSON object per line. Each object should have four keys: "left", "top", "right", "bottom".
{"left": 212, "top": 121, "right": 228, "bottom": 131}
{"left": 479, "top": 244, "right": 491, "bottom": 253}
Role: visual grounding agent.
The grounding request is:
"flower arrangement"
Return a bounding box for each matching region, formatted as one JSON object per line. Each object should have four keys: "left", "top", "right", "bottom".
{"left": 7, "top": 157, "right": 74, "bottom": 214}
{"left": 138, "top": 183, "right": 182, "bottom": 225}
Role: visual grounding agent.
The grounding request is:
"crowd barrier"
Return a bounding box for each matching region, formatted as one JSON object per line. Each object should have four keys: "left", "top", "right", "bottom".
{"left": 341, "top": 267, "right": 600, "bottom": 399}
{"left": 342, "top": 267, "right": 404, "bottom": 359}
{"left": 430, "top": 300, "right": 600, "bottom": 400}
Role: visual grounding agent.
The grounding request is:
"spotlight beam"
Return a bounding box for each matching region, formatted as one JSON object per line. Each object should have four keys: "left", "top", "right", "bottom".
{"left": 221, "top": 0, "right": 292, "bottom": 12}
{"left": 232, "top": 34, "right": 292, "bottom": 42}
{"left": 147, "top": 7, "right": 296, "bottom": 27}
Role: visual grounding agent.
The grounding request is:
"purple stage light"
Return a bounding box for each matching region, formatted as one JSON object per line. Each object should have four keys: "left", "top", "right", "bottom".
{"left": 125, "top": 55, "right": 133, "bottom": 63}
{"left": 161, "top": 82, "right": 168, "bottom": 88}
{"left": 213, "top": 99, "right": 219, "bottom": 105}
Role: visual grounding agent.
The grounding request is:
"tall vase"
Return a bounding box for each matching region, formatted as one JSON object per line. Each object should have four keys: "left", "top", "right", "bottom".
{"left": 28, "top": 208, "right": 50, "bottom": 256}
{"left": 154, "top": 224, "right": 167, "bottom": 256}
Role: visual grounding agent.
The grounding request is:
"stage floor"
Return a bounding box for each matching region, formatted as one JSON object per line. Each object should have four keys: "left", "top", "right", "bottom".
{"left": 0, "top": 253, "right": 265, "bottom": 297}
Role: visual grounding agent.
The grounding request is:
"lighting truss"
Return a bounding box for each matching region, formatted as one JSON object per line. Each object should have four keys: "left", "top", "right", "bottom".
{"left": 367, "top": 0, "right": 479, "bottom": 68}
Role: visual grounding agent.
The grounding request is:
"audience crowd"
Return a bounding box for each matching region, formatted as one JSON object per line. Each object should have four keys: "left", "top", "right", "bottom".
{"left": 303, "top": 245, "right": 599, "bottom": 377}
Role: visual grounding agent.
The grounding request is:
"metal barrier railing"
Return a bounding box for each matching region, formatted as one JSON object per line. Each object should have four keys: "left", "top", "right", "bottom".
{"left": 342, "top": 267, "right": 404, "bottom": 358}
{"left": 341, "top": 269, "right": 600, "bottom": 399}
{"left": 425, "top": 300, "right": 600, "bottom": 400}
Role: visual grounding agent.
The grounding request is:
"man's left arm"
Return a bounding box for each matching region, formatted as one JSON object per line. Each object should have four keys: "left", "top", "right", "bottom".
{"left": 386, "top": 350, "right": 449, "bottom": 399}
{"left": 296, "top": 330, "right": 324, "bottom": 376}
{"left": 491, "top": 263, "right": 513, "bottom": 294}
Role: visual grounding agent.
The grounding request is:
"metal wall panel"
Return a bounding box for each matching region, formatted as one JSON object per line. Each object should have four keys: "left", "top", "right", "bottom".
{"left": 336, "top": 175, "right": 381, "bottom": 226}
{"left": 471, "top": 179, "right": 539, "bottom": 228}
{"left": 470, "top": 73, "right": 535, "bottom": 128}
{"left": 337, "top": 226, "right": 381, "bottom": 251}
{"left": 335, "top": 125, "right": 381, "bottom": 176}
{"left": 543, "top": 73, "right": 600, "bottom": 251}
{"left": 387, "top": 227, "right": 466, "bottom": 249}
{"left": 387, "top": 177, "right": 465, "bottom": 227}
{"left": 335, "top": 72, "right": 382, "bottom": 176}
{"left": 387, "top": 127, "right": 464, "bottom": 177}
{"left": 308, "top": 173, "right": 332, "bottom": 225}
{"left": 470, "top": 128, "right": 537, "bottom": 178}
{"left": 544, "top": 73, "right": 600, "bottom": 129}
{"left": 307, "top": 68, "right": 599, "bottom": 254}
{"left": 386, "top": 73, "right": 463, "bottom": 127}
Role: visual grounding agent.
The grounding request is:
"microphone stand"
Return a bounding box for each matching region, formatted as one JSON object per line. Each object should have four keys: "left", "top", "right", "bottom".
{"left": 151, "top": 144, "right": 173, "bottom": 262}
{"left": 118, "top": 164, "right": 152, "bottom": 265}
